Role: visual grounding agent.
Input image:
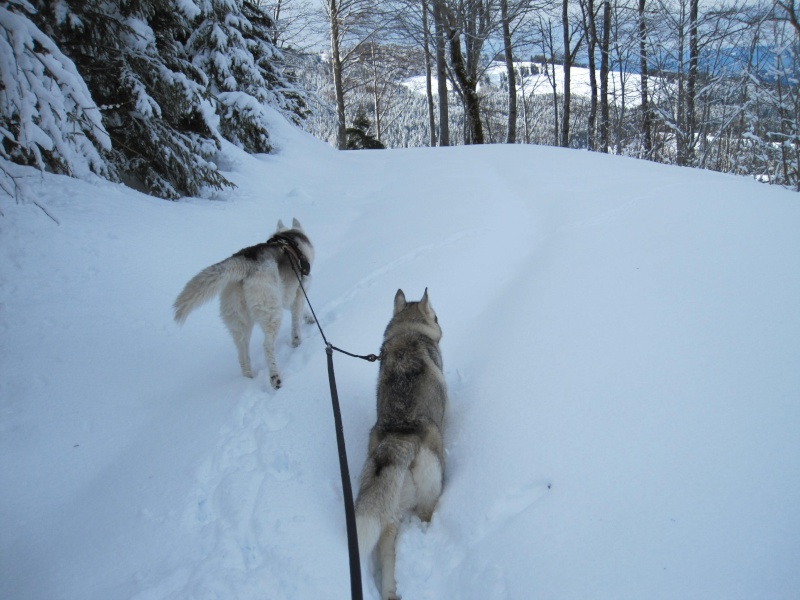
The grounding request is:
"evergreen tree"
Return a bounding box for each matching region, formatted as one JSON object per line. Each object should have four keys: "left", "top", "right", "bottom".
{"left": 30, "top": 0, "right": 231, "bottom": 199}
{"left": 345, "top": 109, "right": 385, "bottom": 149}
{"left": 0, "top": 0, "right": 112, "bottom": 186}
{"left": 187, "top": 0, "right": 307, "bottom": 153}
{"left": 3, "top": 0, "right": 308, "bottom": 200}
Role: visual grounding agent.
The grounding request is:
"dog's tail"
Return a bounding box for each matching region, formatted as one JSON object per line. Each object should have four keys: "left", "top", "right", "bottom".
{"left": 173, "top": 256, "right": 251, "bottom": 324}
{"left": 355, "top": 434, "right": 419, "bottom": 557}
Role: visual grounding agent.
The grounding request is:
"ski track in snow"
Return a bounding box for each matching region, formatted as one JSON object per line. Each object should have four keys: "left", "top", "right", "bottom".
{"left": 320, "top": 227, "right": 485, "bottom": 317}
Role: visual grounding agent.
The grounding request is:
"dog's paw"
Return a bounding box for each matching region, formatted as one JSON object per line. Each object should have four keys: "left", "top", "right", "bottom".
{"left": 291, "top": 335, "right": 301, "bottom": 348}
{"left": 303, "top": 313, "right": 315, "bottom": 325}
{"left": 242, "top": 368, "right": 255, "bottom": 378}
{"left": 270, "top": 374, "right": 282, "bottom": 389}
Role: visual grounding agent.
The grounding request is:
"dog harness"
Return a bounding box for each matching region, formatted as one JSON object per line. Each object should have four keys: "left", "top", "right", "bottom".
{"left": 267, "top": 233, "right": 311, "bottom": 276}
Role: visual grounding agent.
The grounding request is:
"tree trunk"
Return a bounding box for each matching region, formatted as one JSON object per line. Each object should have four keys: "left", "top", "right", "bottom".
{"left": 521, "top": 82, "right": 530, "bottom": 143}
{"left": 548, "top": 26, "right": 560, "bottom": 146}
{"left": 586, "top": 0, "right": 598, "bottom": 150}
{"left": 445, "top": 14, "right": 484, "bottom": 144}
{"left": 561, "top": 0, "right": 572, "bottom": 148}
{"left": 676, "top": 4, "right": 687, "bottom": 166}
{"left": 329, "top": 0, "right": 347, "bottom": 149}
{"left": 422, "top": 0, "right": 437, "bottom": 146}
{"left": 599, "top": 0, "right": 611, "bottom": 153}
{"left": 271, "top": 0, "right": 283, "bottom": 46}
{"left": 370, "top": 41, "right": 382, "bottom": 143}
{"left": 501, "top": 0, "right": 517, "bottom": 143}
{"left": 433, "top": 0, "right": 449, "bottom": 146}
{"left": 638, "top": 0, "right": 652, "bottom": 158}
{"left": 687, "top": 0, "right": 699, "bottom": 161}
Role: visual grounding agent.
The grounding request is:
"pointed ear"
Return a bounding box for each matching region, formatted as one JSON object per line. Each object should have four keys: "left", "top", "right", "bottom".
{"left": 421, "top": 287, "right": 429, "bottom": 304}
{"left": 394, "top": 289, "right": 407, "bottom": 315}
{"left": 277, "top": 219, "right": 286, "bottom": 232}
{"left": 292, "top": 217, "right": 303, "bottom": 230}
{"left": 420, "top": 288, "right": 432, "bottom": 314}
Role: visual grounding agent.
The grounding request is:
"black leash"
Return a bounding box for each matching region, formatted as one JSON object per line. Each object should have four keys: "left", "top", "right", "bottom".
{"left": 325, "top": 344, "right": 363, "bottom": 600}
{"left": 286, "top": 246, "right": 379, "bottom": 364}
{"left": 283, "top": 245, "right": 378, "bottom": 600}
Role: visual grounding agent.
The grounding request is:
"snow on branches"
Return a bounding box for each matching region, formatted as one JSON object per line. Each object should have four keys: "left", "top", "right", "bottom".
{"left": 1, "top": 0, "right": 308, "bottom": 201}
{"left": 0, "top": 1, "right": 112, "bottom": 190}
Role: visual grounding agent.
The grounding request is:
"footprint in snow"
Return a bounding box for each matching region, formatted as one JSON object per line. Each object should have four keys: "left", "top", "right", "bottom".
{"left": 267, "top": 451, "right": 294, "bottom": 481}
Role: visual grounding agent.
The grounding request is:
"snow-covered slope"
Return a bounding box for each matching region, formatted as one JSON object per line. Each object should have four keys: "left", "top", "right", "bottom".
{"left": 405, "top": 62, "right": 647, "bottom": 106}
{"left": 2, "top": 111, "right": 799, "bottom": 600}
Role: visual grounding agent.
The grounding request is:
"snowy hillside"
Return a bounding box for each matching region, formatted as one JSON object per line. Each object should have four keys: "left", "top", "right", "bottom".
{"left": 2, "top": 110, "right": 799, "bottom": 600}
{"left": 405, "top": 62, "right": 646, "bottom": 106}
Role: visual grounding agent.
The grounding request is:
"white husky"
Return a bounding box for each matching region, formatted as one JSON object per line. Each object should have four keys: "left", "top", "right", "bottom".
{"left": 355, "top": 289, "right": 447, "bottom": 600}
{"left": 173, "top": 219, "right": 314, "bottom": 388}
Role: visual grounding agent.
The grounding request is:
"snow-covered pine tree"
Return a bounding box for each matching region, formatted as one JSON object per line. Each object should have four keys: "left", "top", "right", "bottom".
{"left": 31, "top": 0, "right": 232, "bottom": 199}
{"left": 0, "top": 0, "right": 112, "bottom": 193}
{"left": 187, "top": 0, "right": 308, "bottom": 154}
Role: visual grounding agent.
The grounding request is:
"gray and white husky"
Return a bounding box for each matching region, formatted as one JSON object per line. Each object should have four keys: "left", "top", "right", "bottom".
{"left": 355, "top": 289, "right": 447, "bottom": 600}
{"left": 173, "top": 218, "right": 314, "bottom": 388}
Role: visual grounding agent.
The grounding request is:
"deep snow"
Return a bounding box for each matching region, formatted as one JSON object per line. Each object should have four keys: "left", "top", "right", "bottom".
{"left": 2, "top": 110, "right": 800, "bottom": 600}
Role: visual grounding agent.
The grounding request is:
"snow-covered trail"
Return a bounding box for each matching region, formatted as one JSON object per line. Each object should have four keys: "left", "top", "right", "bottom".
{"left": 2, "top": 113, "right": 800, "bottom": 600}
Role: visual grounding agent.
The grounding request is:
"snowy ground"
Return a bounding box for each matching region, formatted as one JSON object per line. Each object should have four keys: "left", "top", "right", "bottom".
{"left": 2, "top": 110, "right": 800, "bottom": 600}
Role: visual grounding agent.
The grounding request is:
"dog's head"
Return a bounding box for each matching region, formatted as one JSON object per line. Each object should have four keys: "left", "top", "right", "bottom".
{"left": 275, "top": 218, "right": 315, "bottom": 268}
{"left": 390, "top": 288, "right": 442, "bottom": 341}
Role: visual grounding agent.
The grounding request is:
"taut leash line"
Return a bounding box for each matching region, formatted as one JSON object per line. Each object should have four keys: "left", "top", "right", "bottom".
{"left": 325, "top": 344, "right": 363, "bottom": 600}
{"left": 287, "top": 248, "right": 379, "bottom": 364}
{"left": 284, "top": 248, "right": 374, "bottom": 600}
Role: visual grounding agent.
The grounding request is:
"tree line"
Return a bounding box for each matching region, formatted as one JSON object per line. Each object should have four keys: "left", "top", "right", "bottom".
{"left": 2, "top": 0, "right": 799, "bottom": 199}
{"left": 275, "top": 0, "right": 800, "bottom": 191}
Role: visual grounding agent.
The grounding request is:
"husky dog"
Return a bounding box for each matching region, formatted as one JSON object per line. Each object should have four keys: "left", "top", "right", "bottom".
{"left": 355, "top": 289, "right": 446, "bottom": 600}
{"left": 173, "top": 218, "right": 314, "bottom": 388}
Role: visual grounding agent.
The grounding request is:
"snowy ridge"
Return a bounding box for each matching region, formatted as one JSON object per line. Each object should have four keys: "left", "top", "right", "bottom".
{"left": 2, "top": 109, "right": 800, "bottom": 600}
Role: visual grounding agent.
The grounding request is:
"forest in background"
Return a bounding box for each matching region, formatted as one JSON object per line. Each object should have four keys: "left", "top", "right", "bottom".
{"left": 284, "top": 0, "right": 800, "bottom": 190}
{"left": 2, "top": 0, "right": 800, "bottom": 197}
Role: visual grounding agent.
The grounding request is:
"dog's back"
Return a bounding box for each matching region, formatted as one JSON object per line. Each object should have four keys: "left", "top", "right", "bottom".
{"left": 355, "top": 289, "right": 446, "bottom": 600}
{"left": 376, "top": 300, "right": 446, "bottom": 462}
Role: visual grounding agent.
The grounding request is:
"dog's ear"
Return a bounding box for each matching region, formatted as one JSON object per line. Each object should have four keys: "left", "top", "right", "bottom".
{"left": 292, "top": 217, "right": 303, "bottom": 231}
{"left": 420, "top": 288, "right": 433, "bottom": 315}
{"left": 394, "top": 289, "right": 407, "bottom": 315}
{"left": 277, "top": 219, "right": 286, "bottom": 232}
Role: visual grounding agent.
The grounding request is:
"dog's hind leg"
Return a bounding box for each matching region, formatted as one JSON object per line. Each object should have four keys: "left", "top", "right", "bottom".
{"left": 221, "top": 285, "right": 255, "bottom": 378}
{"left": 412, "top": 446, "right": 444, "bottom": 522}
{"left": 255, "top": 310, "right": 283, "bottom": 388}
{"left": 377, "top": 523, "right": 400, "bottom": 600}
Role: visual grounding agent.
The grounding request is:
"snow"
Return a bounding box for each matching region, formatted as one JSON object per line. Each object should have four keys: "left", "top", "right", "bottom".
{"left": 406, "top": 62, "right": 652, "bottom": 107}
{"left": 2, "top": 108, "right": 800, "bottom": 600}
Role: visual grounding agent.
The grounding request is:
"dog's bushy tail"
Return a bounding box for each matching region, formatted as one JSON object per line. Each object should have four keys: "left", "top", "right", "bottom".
{"left": 355, "top": 434, "right": 419, "bottom": 557}
{"left": 174, "top": 256, "right": 251, "bottom": 324}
